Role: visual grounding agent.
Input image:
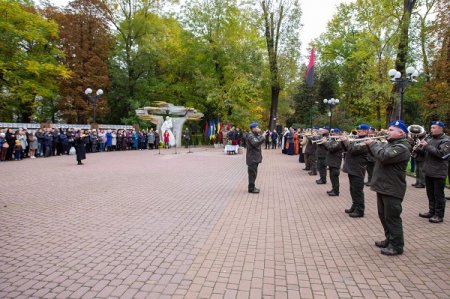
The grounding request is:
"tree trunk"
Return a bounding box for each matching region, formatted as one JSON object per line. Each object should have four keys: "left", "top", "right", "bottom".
{"left": 386, "top": 0, "right": 417, "bottom": 123}
{"left": 262, "top": 1, "right": 282, "bottom": 131}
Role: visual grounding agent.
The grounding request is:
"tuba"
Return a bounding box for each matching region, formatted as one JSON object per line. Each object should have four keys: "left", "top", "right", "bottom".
{"left": 408, "top": 125, "right": 425, "bottom": 138}
{"left": 408, "top": 125, "right": 426, "bottom": 158}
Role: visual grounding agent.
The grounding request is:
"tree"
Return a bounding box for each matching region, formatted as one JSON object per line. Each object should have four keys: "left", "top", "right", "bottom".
{"left": 0, "top": 0, "right": 70, "bottom": 122}
{"left": 43, "top": 0, "right": 113, "bottom": 124}
{"left": 260, "top": 0, "right": 301, "bottom": 130}
{"left": 386, "top": 0, "right": 418, "bottom": 121}
{"left": 420, "top": 0, "right": 450, "bottom": 125}
{"left": 102, "top": 0, "right": 162, "bottom": 123}
{"left": 181, "top": 0, "right": 268, "bottom": 127}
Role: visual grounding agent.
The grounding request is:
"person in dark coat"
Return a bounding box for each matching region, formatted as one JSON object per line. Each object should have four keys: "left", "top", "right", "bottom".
{"left": 315, "top": 127, "right": 330, "bottom": 184}
{"left": 246, "top": 122, "right": 265, "bottom": 194}
{"left": 5, "top": 128, "right": 15, "bottom": 161}
{"left": 418, "top": 121, "right": 450, "bottom": 223}
{"left": 365, "top": 127, "right": 376, "bottom": 186}
{"left": 365, "top": 120, "right": 412, "bottom": 256}
{"left": 340, "top": 124, "right": 370, "bottom": 218}
{"left": 74, "top": 130, "right": 87, "bottom": 165}
{"left": 271, "top": 130, "right": 278, "bottom": 149}
{"left": 323, "top": 128, "right": 343, "bottom": 196}
{"left": 410, "top": 129, "right": 427, "bottom": 188}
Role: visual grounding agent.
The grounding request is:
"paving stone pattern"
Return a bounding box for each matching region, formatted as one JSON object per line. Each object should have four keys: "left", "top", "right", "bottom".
{"left": 0, "top": 148, "right": 449, "bottom": 299}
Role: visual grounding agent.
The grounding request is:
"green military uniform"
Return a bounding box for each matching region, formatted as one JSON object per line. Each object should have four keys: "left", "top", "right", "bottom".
{"left": 324, "top": 139, "right": 343, "bottom": 195}
{"left": 342, "top": 138, "right": 369, "bottom": 217}
{"left": 365, "top": 152, "right": 375, "bottom": 185}
{"left": 246, "top": 131, "right": 265, "bottom": 192}
{"left": 419, "top": 133, "right": 450, "bottom": 222}
{"left": 316, "top": 134, "right": 329, "bottom": 183}
{"left": 368, "top": 137, "right": 411, "bottom": 254}
{"left": 307, "top": 136, "right": 318, "bottom": 175}
{"left": 411, "top": 135, "right": 427, "bottom": 187}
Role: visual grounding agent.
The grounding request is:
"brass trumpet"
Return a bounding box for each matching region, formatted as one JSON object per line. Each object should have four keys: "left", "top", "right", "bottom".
{"left": 311, "top": 136, "right": 342, "bottom": 144}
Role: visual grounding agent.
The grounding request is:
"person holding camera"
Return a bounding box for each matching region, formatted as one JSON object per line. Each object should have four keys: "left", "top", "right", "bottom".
{"left": 246, "top": 123, "right": 265, "bottom": 194}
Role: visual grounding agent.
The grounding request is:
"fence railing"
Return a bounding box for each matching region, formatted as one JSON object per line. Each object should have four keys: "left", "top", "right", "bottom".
{"left": 0, "top": 122, "right": 133, "bottom": 130}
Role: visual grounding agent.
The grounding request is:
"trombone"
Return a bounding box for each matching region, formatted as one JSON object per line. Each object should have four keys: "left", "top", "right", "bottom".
{"left": 347, "top": 136, "right": 387, "bottom": 143}
{"left": 311, "top": 136, "right": 342, "bottom": 144}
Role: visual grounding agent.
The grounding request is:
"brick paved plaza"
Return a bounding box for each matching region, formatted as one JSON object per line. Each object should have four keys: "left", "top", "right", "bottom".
{"left": 1, "top": 148, "right": 449, "bottom": 299}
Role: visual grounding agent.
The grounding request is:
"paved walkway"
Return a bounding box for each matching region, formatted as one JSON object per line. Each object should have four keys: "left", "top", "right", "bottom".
{"left": 0, "top": 148, "right": 449, "bottom": 299}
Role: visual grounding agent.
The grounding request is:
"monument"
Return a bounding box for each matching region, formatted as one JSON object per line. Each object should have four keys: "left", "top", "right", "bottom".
{"left": 136, "top": 102, "right": 203, "bottom": 147}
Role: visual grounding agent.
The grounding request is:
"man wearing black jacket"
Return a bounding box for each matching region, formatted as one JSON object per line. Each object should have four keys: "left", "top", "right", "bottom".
{"left": 340, "top": 124, "right": 370, "bottom": 218}
{"left": 324, "top": 128, "right": 343, "bottom": 196}
{"left": 418, "top": 121, "right": 450, "bottom": 223}
{"left": 246, "top": 123, "right": 265, "bottom": 194}
{"left": 315, "top": 127, "right": 330, "bottom": 184}
{"left": 365, "top": 120, "right": 412, "bottom": 256}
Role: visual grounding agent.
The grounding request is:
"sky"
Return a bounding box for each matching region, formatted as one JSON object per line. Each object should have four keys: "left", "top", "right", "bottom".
{"left": 39, "top": 0, "right": 355, "bottom": 63}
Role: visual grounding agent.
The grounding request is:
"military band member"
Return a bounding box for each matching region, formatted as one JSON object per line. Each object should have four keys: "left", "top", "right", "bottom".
{"left": 418, "top": 121, "right": 450, "bottom": 223}
{"left": 324, "top": 128, "right": 343, "bottom": 196}
{"left": 306, "top": 129, "right": 319, "bottom": 176}
{"left": 340, "top": 124, "right": 370, "bottom": 217}
{"left": 365, "top": 127, "right": 376, "bottom": 186}
{"left": 316, "top": 127, "right": 330, "bottom": 184}
{"left": 246, "top": 122, "right": 266, "bottom": 194}
{"left": 365, "top": 121, "right": 411, "bottom": 256}
{"left": 410, "top": 129, "right": 427, "bottom": 188}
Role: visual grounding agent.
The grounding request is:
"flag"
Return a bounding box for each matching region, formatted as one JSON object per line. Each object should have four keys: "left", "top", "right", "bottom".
{"left": 305, "top": 48, "right": 315, "bottom": 87}
{"left": 204, "top": 121, "right": 209, "bottom": 138}
{"left": 210, "top": 120, "right": 216, "bottom": 140}
{"left": 217, "top": 118, "right": 221, "bottom": 134}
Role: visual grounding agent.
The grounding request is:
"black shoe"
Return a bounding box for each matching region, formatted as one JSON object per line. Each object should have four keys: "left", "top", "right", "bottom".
{"left": 328, "top": 191, "right": 339, "bottom": 196}
{"left": 365, "top": 182, "right": 371, "bottom": 186}
{"left": 248, "top": 188, "right": 260, "bottom": 194}
{"left": 308, "top": 172, "right": 317, "bottom": 176}
{"left": 429, "top": 216, "right": 443, "bottom": 223}
{"left": 326, "top": 190, "right": 334, "bottom": 194}
{"left": 315, "top": 180, "right": 326, "bottom": 184}
{"left": 419, "top": 212, "right": 433, "bottom": 218}
{"left": 411, "top": 183, "right": 417, "bottom": 186}
{"left": 374, "top": 239, "right": 389, "bottom": 248}
{"left": 380, "top": 246, "right": 403, "bottom": 256}
{"left": 349, "top": 212, "right": 364, "bottom": 218}
{"left": 415, "top": 184, "right": 425, "bottom": 188}
{"left": 302, "top": 168, "right": 310, "bottom": 171}
{"left": 446, "top": 197, "right": 450, "bottom": 200}
{"left": 345, "top": 208, "right": 354, "bottom": 214}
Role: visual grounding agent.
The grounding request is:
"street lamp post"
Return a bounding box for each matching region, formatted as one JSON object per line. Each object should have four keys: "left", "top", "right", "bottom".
{"left": 84, "top": 88, "right": 104, "bottom": 124}
{"left": 388, "top": 66, "right": 418, "bottom": 120}
{"left": 323, "top": 98, "right": 339, "bottom": 129}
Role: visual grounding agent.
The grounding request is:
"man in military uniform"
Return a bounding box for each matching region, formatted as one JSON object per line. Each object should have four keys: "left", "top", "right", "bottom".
{"left": 365, "top": 120, "right": 411, "bottom": 256}
{"left": 324, "top": 128, "right": 343, "bottom": 196}
{"left": 306, "top": 128, "right": 318, "bottom": 176}
{"left": 245, "top": 122, "right": 266, "bottom": 194}
{"left": 316, "top": 127, "right": 330, "bottom": 184}
{"left": 411, "top": 129, "right": 427, "bottom": 188}
{"left": 340, "top": 124, "right": 369, "bottom": 217}
{"left": 418, "top": 121, "right": 450, "bottom": 223}
{"left": 365, "top": 127, "right": 376, "bottom": 186}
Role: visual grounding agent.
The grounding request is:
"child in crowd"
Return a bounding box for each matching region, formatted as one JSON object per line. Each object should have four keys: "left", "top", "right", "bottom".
{"left": 14, "top": 140, "right": 23, "bottom": 161}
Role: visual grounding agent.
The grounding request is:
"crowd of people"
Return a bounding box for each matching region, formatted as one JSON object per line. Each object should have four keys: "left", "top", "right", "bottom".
{"left": 246, "top": 120, "right": 450, "bottom": 256}
{"left": 0, "top": 127, "right": 168, "bottom": 162}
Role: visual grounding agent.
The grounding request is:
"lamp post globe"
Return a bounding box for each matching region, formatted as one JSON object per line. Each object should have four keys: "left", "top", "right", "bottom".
{"left": 84, "top": 87, "right": 103, "bottom": 124}
{"left": 387, "top": 66, "right": 418, "bottom": 120}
